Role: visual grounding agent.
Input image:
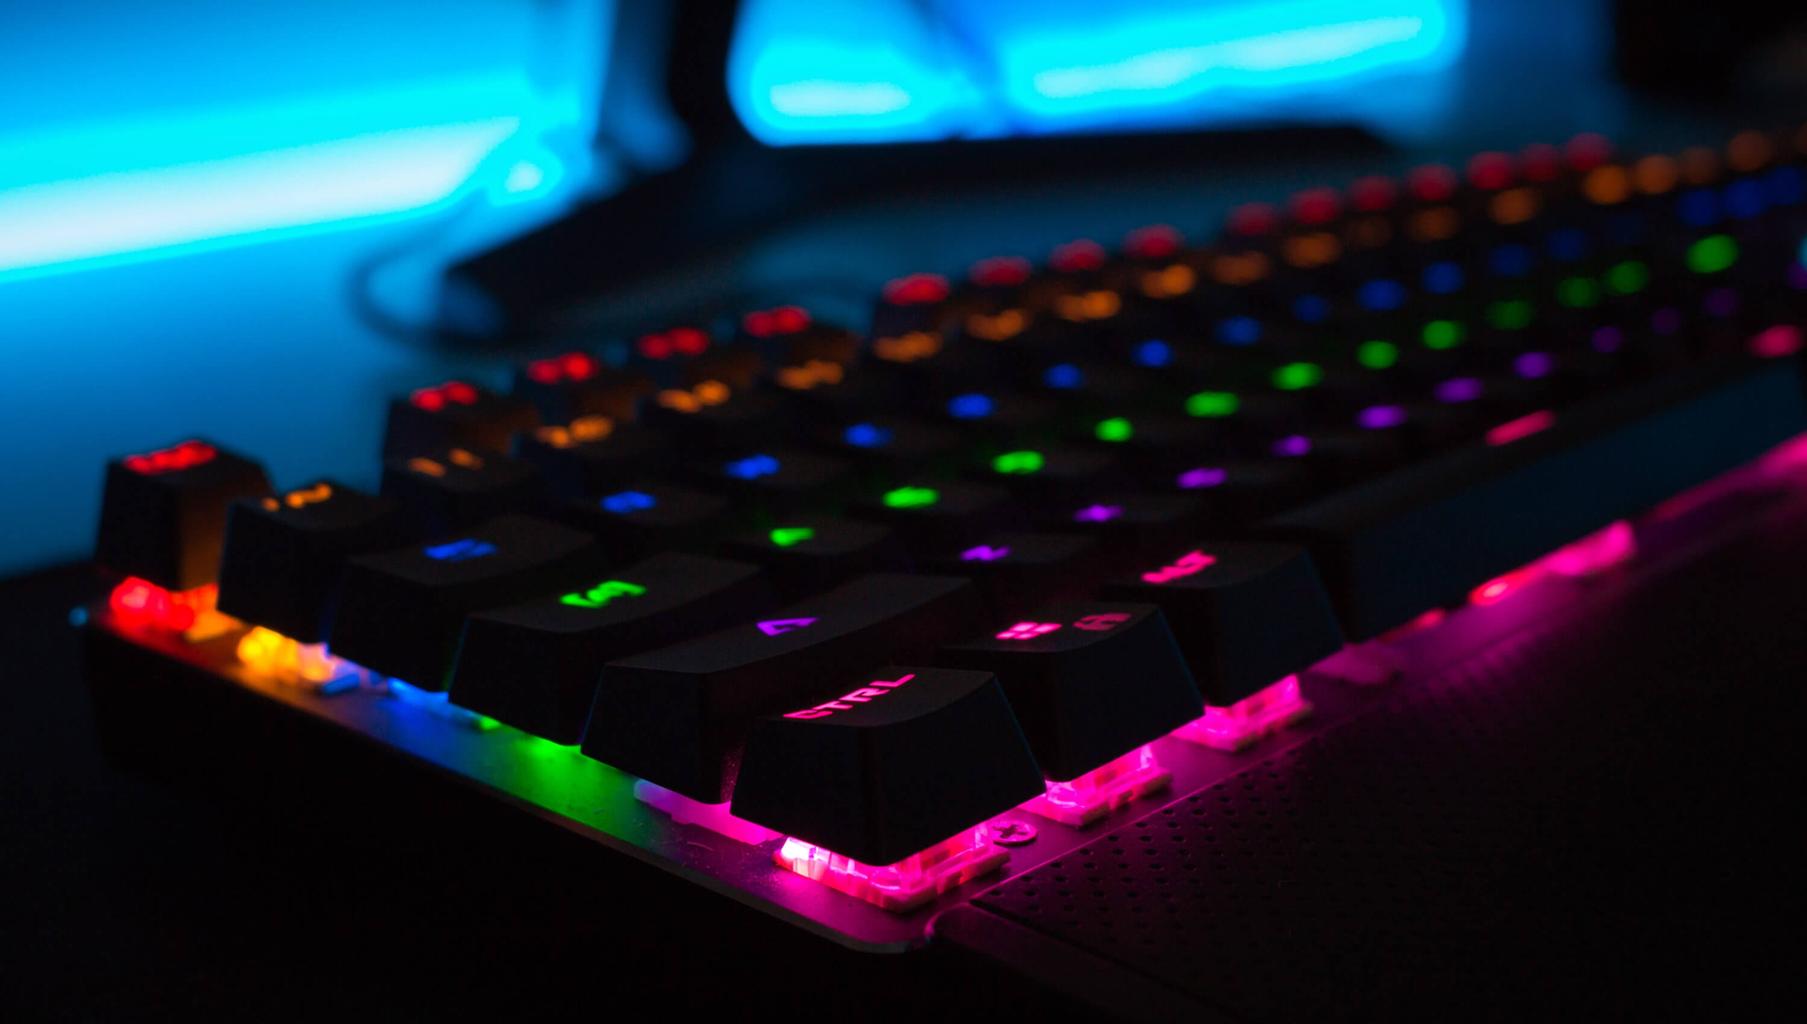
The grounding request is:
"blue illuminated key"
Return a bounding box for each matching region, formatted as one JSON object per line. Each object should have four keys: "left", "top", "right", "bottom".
{"left": 562, "top": 481, "right": 732, "bottom": 560}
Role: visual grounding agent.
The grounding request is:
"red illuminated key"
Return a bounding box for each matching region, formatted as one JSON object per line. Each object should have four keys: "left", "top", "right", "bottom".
{"left": 731, "top": 665, "right": 1043, "bottom": 868}
{"left": 383, "top": 380, "right": 539, "bottom": 459}
{"left": 95, "top": 439, "right": 272, "bottom": 590}
{"left": 513, "top": 355, "right": 652, "bottom": 424}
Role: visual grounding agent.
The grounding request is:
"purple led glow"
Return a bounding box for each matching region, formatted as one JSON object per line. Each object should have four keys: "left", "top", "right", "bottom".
{"left": 1073, "top": 504, "right": 1122, "bottom": 523}
{"left": 1703, "top": 287, "right": 1739, "bottom": 318}
{"left": 1435, "top": 377, "right": 1483, "bottom": 403}
{"left": 1273, "top": 435, "right": 1311, "bottom": 457}
{"left": 1591, "top": 326, "right": 1624, "bottom": 353}
{"left": 1514, "top": 351, "right": 1554, "bottom": 379}
{"left": 1357, "top": 404, "right": 1407, "bottom": 429}
{"left": 1176, "top": 466, "right": 1227, "bottom": 489}
{"left": 961, "top": 544, "right": 1010, "bottom": 562}
{"left": 1651, "top": 307, "right": 1682, "bottom": 335}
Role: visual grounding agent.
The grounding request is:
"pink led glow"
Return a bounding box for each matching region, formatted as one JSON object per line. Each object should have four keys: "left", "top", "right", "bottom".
{"left": 1177, "top": 466, "right": 1227, "bottom": 489}
{"left": 1071, "top": 613, "right": 1131, "bottom": 632}
{"left": 1142, "top": 549, "right": 1216, "bottom": 585}
{"left": 1019, "top": 745, "right": 1171, "bottom": 826}
{"left": 634, "top": 780, "right": 778, "bottom": 845}
{"left": 1173, "top": 675, "right": 1311, "bottom": 752}
{"left": 1486, "top": 409, "right": 1556, "bottom": 446}
{"left": 1750, "top": 325, "right": 1803, "bottom": 358}
{"left": 1379, "top": 608, "right": 1448, "bottom": 642}
{"left": 961, "top": 544, "right": 1010, "bottom": 562}
{"left": 774, "top": 825, "right": 1008, "bottom": 912}
{"left": 1073, "top": 504, "right": 1123, "bottom": 523}
{"left": 782, "top": 672, "right": 916, "bottom": 719}
{"left": 1468, "top": 570, "right": 1533, "bottom": 606}
{"left": 997, "top": 621, "right": 1061, "bottom": 641}
{"left": 1469, "top": 519, "right": 1638, "bottom": 608}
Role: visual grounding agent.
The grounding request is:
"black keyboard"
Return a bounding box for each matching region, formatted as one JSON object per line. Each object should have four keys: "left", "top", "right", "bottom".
{"left": 83, "top": 130, "right": 1807, "bottom": 951}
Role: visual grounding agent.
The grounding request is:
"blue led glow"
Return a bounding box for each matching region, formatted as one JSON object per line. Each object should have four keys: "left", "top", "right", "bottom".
{"left": 1546, "top": 228, "right": 1588, "bottom": 262}
{"left": 424, "top": 538, "right": 497, "bottom": 562}
{"left": 1678, "top": 189, "right": 1720, "bottom": 227}
{"left": 600, "top": 490, "right": 656, "bottom": 514}
{"left": 1722, "top": 179, "right": 1766, "bottom": 220}
{"left": 1043, "top": 363, "right": 1085, "bottom": 389}
{"left": 1488, "top": 244, "right": 1532, "bottom": 278}
{"left": 1218, "top": 316, "right": 1261, "bottom": 346}
{"left": 1132, "top": 340, "right": 1173, "bottom": 367}
{"left": 1357, "top": 279, "right": 1407, "bottom": 311}
{"left": 1421, "top": 261, "right": 1463, "bottom": 294}
{"left": 1766, "top": 166, "right": 1804, "bottom": 206}
{"left": 948, "top": 393, "right": 996, "bottom": 419}
{"left": 724, "top": 453, "right": 781, "bottom": 480}
{"left": 1291, "top": 295, "right": 1330, "bottom": 324}
{"left": 843, "top": 422, "right": 894, "bottom": 448}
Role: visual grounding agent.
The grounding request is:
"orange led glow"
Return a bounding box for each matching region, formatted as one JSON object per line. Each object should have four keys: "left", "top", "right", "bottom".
{"left": 658, "top": 380, "right": 731, "bottom": 412}
{"left": 1408, "top": 207, "right": 1460, "bottom": 242}
{"left": 236, "top": 626, "right": 347, "bottom": 684}
{"left": 1631, "top": 155, "right": 1679, "bottom": 196}
{"left": 1581, "top": 165, "right": 1631, "bottom": 205}
{"left": 261, "top": 483, "right": 333, "bottom": 511}
{"left": 124, "top": 439, "right": 217, "bottom": 476}
{"left": 534, "top": 415, "right": 614, "bottom": 448}
{"left": 1488, "top": 187, "right": 1540, "bottom": 225}
{"left": 107, "top": 578, "right": 235, "bottom": 639}
{"left": 872, "top": 331, "right": 942, "bottom": 363}
{"left": 1679, "top": 146, "right": 1720, "bottom": 186}
{"left": 1053, "top": 291, "right": 1119, "bottom": 322}
{"left": 1138, "top": 264, "right": 1196, "bottom": 298}
{"left": 448, "top": 448, "right": 484, "bottom": 469}
{"left": 1726, "top": 130, "right": 1772, "bottom": 172}
{"left": 406, "top": 457, "right": 446, "bottom": 477}
{"left": 1211, "top": 251, "right": 1270, "bottom": 285}
{"left": 1282, "top": 232, "right": 1341, "bottom": 268}
{"left": 776, "top": 359, "right": 845, "bottom": 390}
{"left": 966, "top": 309, "right": 1030, "bottom": 340}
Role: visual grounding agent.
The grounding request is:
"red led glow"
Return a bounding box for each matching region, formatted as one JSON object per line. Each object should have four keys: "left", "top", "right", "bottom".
{"left": 742, "top": 305, "right": 811, "bottom": 337}
{"left": 107, "top": 578, "right": 219, "bottom": 633}
{"left": 775, "top": 826, "right": 1008, "bottom": 912}
{"left": 882, "top": 273, "right": 949, "bottom": 306}
{"left": 526, "top": 352, "right": 597, "bottom": 384}
{"left": 1174, "top": 674, "right": 1311, "bottom": 752}
{"left": 1226, "top": 203, "right": 1279, "bottom": 236}
{"left": 123, "top": 440, "right": 217, "bottom": 476}
{"left": 1348, "top": 175, "right": 1398, "bottom": 212}
{"left": 637, "top": 327, "right": 710, "bottom": 359}
{"left": 1486, "top": 409, "right": 1556, "bottom": 446}
{"left": 1050, "top": 240, "right": 1106, "bottom": 273}
{"left": 1123, "top": 225, "right": 1182, "bottom": 260}
{"left": 970, "top": 256, "right": 1031, "bottom": 287}
{"left": 411, "top": 382, "right": 479, "bottom": 411}
{"left": 1750, "top": 325, "right": 1803, "bottom": 359}
{"left": 1407, "top": 164, "right": 1457, "bottom": 203}
{"left": 1291, "top": 187, "right": 1341, "bottom": 224}
{"left": 1020, "top": 744, "right": 1171, "bottom": 827}
{"left": 1466, "top": 151, "right": 1515, "bottom": 190}
{"left": 1520, "top": 143, "right": 1563, "bottom": 182}
{"left": 1565, "top": 132, "right": 1613, "bottom": 171}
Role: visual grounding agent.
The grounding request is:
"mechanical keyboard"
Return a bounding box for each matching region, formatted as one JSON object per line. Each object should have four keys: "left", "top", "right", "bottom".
{"left": 81, "top": 129, "right": 1807, "bottom": 978}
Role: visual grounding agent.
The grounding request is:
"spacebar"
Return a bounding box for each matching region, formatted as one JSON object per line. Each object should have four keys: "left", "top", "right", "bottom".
{"left": 1266, "top": 356, "right": 1807, "bottom": 640}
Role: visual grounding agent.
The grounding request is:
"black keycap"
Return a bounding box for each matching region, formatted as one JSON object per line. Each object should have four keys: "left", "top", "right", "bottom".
{"left": 1039, "top": 493, "right": 1204, "bottom": 555}
{"left": 1147, "top": 459, "right": 1315, "bottom": 522}
{"left": 921, "top": 532, "right": 1105, "bottom": 610}
{"left": 816, "top": 416, "right": 966, "bottom": 479}
{"left": 730, "top": 666, "right": 1044, "bottom": 864}
{"left": 216, "top": 481, "right": 407, "bottom": 642}
{"left": 561, "top": 481, "right": 732, "bottom": 559}
{"left": 380, "top": 446, "right": 542, "bottom": 538}
{"left": 847, "top": 480, "right": 1014, "bottom": 551}
{"left": 512, "top": 419, "right": 666, "bottom": 498}
{"left": 328, "top": 516, "right": 603, "bottom": 690}
{"left": 698, "top": 448, "right": 855, "bottom": 515}
{"left": 737, "top": 306, "right": 859, "bottom": 366}
{"left": 1102, "top": 542, "right": 1344, "bottom": 705}
{"left": 95, "top": 439, "right": 272, "bottom": 590}
{"left": 640, "top": 380, "right": 787, "bottom": 449}
{"left": 939, "top": 603, "right": 1201, "bottom": 780}
{"left": 449, "top": 553, "right": 773, "bottom": 743}
{"left": 513, "top": 353, "right": 651, "bottom": 423}
{"left": 972, "top": 445, "right": 1120, "bottom": 501}
{"left": 582, "top": 573, "right": 983, "bottom": 801}
{"left": 1266, "top": 357, "right": 1807, "bottom": 638}
{"left": 718, "top": 517, "right": 907, "bottom": 597}
{"left": 382, "top": 380, "right": 539, "bottom": 459}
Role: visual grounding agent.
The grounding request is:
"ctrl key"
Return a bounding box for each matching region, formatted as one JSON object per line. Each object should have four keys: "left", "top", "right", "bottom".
{"left": 732, "top": 666, "right": 1044, "bottom": 910}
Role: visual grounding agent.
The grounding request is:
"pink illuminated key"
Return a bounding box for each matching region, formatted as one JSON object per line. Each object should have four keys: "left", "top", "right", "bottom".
{"left": 1018, "top": 744, "right": 1171, "bottom": 827}
{"left": 1173, "top": 675, "right": 1312, "bottom": 752}
{"left": 1486, "top": 409, "right": 1556, "bottom": 446}
{"left": 774, "top": 826, "right": 1008, "bottom": 912}
{"left": 997, "top": 621, "right": 1062, "bottom": 640}
{"left": 634, "top": 780, "right": 779, "bottom": 845}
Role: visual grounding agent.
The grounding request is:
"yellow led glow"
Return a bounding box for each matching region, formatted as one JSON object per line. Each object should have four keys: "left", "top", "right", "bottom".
{"left": 236, "top": 626, "right": 343, "bottom": 683}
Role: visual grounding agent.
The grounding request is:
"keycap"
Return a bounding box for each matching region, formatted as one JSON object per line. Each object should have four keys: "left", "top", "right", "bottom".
{"left": 640, "top": 380, "right": 787, "bottom": 449}
{"left": 448, "top": 553, "right": 773, "bottom": 742}
{"left": 216, "top": 481, "right": 407, "bottom": 642}
{"left": 95, "top": 439, "right": 272, "bottom": 590}
{"left": 921, "top": 532, "right": 1106, "bottom": 610}
{"left": 382, "top": 380, "right": 539, "bottom": 459}
{"left": 380, "top": 446, "right": 543, "bottom": 538}
{"left": 940, "top": 603, "right": 1202, "bottom": 780}
{"left": 562, "top": 481, "right": 732, "bottom": 559}
{"left": 730, "top": 666, "right": 1044, "bottom": 865}
{"left": 582, "top": 573, "right": 983, "bottom": 801}
{"left": 699, "top": 448, "right": 855, "bottom": 515}
{"left": 974, "top": 445, "right": 1120, "bottom": 502}
{"left": 512, "top": 419, "right": 666, "bottom": 498}
{"left": 737, "top": 306, "right": 859, "bottom": 366}
{"left": 1267, "top": 356, "right": 1807, "bottom": 638}
{"left": 1042, "top": 493, "right": 1204, "bottom": 554}
{"left": 514, "top": 354, "right": 651, "bottom": 424}
{"left": 1102, "top": 542, "right": 1345, "bottom": 705}
{"left": 848, "top": 480, "right": 1014, "bottom": 551}
{"left": 328, "top": 516, "right": 604, "bottom": 689}
{"left": 718, "top": 517, "right": 907, "bottom": 597}
{"left": 816, "top": 416, "right": 965, "bottom": 479}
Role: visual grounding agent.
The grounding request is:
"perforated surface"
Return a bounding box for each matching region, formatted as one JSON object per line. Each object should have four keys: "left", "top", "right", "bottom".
{"left": 974, "top": 510, "right": 1807, "bottom": 1019}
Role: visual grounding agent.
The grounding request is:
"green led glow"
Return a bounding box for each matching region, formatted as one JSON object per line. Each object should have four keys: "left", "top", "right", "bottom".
{"left": 475, "top": 715, "right": 502, "bottom": 732}
{"left": 1605, "top": 260, "right": 1649, "bottom": 295}
{"left": 1185, "top": 390, "right": 1239, "bottom": 418}
{"left": 1094, "top": 417, "right": 1134, "bottom": 443}
{"left": 559, "top": 580, "right": 646, "bottom": 609}
{"left": 1556, "top": 277, "right": 1600, "bottom": 308}
{"left": 1486, "top": 300, "right": 1533, "bottom": 330}
{"left": 1357, "top": 340, "right": 1399, "bottom": 369}
{"left": 769, "top": 526, "right": 815, "bottom": 547}
{"left": 1422, "top": 320, "right": 1465, "bottom": 350}
{"left": 1271, "top": 362, "right": 1323, "bottom": 391}
{"left": 992, "top": 450, "right": 1045, "bottom": 474}
{"left": 883, "top": 486, "right": 939, "bottom": 509}
{"left": 1686, "top": 234, "right": 1739, "bottom": 274}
